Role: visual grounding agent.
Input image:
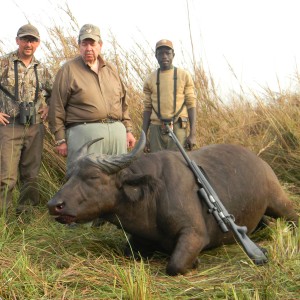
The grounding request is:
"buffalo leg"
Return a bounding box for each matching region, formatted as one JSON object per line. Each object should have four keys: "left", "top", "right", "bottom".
{"left": 266, "top": 193, "right": 299, "bottom": 225}
{"left": 166, "top": 231, "right": 209, "bottom": 276}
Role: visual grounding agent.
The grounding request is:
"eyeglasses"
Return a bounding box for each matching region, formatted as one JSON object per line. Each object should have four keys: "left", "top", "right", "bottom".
{"left": 19, "top": 36, "right": 39, "bottom": 43}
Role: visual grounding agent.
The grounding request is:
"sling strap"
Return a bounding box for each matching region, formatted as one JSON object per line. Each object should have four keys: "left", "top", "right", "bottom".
{"left": 14, "top": 60, "right": 19, "bottom": 101}
{"left": 33, "top": 63, "right": 39, "bottom": 102}
{"left": 152, "top": 67, "right": 185, "bottom": 123}
{"left": 0, "top": 83, "right": 16, "bottom": 101}
{"left": 0, "top": 60, "right": 39, "bottom": 102}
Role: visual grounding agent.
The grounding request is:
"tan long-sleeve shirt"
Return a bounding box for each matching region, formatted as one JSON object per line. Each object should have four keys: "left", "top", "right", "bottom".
{"left": 143, "top": 67, "right": 196, "bottom": 125}
{"left": 49, "top": 55, "right": 132, "bottom": 140}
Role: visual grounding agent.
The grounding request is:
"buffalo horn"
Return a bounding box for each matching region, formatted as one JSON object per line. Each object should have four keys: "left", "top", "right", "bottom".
{"left": 66, "top": 137, "right": 104, "bottom": 178}
{"left": 92, "top": 130, "right": 146, "bottom": 174}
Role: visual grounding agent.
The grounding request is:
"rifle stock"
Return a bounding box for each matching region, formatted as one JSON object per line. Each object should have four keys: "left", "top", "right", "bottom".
{"left": 166, "top": 124, "right": 268, "bottom": 265}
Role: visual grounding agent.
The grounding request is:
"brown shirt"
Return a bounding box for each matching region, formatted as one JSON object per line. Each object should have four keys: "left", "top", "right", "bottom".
{"left": 143, "top": 67, "right": 196, "bottom": 125}
{"left": 49, "top": 55, "right": 132, "bottom": 140}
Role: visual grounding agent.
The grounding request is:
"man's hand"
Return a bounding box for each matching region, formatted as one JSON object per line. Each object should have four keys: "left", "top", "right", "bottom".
{"left": 185, "top": 107, "right": 197, "bottom": 151}
{"left": 144, "top": 139, "right": 150, "bottom": 153}
{"left": 127, "top": 131, "right": 136, "bottom": 148}
{"left": 0, "top": 112, "right": 10, "bottom": 126}
{"left": 55, "top": 142, "right": 68, "bottom": 157}
{"left": 142, "top": 111, "right": 151, "bottom": 152}
{"left": 38, "top": 106, "right": 49, "bottom": 121}
{"left": 185, "top": 134, "right": 196, "bottom": 151}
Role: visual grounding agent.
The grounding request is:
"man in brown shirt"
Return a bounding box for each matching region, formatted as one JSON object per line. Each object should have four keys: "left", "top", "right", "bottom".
{"left": 49, "top": 24, "right": 136, "bottom": 169}
{"left": 142, "top": 39, "right": 197, "bottom": 152}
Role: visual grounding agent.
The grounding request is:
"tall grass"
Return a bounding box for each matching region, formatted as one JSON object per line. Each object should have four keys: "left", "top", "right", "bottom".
{"left": 1, "top": 214, "right": 298, "bottom": 299}
{"left": 0, "top": 6, "right": 300, "bottom": 299}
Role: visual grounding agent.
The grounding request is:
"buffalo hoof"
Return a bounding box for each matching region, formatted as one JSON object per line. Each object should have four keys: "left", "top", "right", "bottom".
{"left": 166, "top": 264, "right": 186, "bottom": 276}
{"left": 166, "top": 258, "right": 200, "bottom": 276}
{"left": 192, "top": 257, "right": 200, "bottom": 269}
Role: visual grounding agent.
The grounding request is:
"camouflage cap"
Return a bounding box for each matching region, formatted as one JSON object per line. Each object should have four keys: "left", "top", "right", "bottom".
{"left": 79, "top": 24, "right": 101, "bottom": 42}
{"left": 17, "top": 24, "right": 40, "bottom": 39}
{"left": 155, "top": 39, "right": 174, "bottom": 50}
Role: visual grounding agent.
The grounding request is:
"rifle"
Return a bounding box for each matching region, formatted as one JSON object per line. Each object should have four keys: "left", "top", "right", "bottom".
{"left": 166, "top": 124, "right": 268, "bottom": 265}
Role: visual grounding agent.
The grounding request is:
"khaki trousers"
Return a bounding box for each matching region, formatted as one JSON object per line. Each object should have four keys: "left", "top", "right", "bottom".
{"left": 66, "top": 121, "right": 127, "bottom": 171}
{"left": 0, "top": 122, "right": 45, "bottom": 213}
{"left": 149, "top": 122, "right": 187, "bottom": 152}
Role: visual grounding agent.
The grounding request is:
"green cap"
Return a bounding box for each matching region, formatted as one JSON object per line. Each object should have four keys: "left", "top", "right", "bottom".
{"left": 79, "top": 24, "right": 101, "bottom": 42}
{"left": 17, "top": 24, "right": 40, "bottom": 39}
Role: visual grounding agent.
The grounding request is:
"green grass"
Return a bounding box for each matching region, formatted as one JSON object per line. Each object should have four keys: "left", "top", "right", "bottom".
{"left": 0, "top": 206, "right": 299, "bottom": 299}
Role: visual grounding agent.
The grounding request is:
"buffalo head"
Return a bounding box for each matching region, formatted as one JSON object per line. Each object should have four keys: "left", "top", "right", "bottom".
{"left": 47, "top": 131, "right": 146, "bottom": 224}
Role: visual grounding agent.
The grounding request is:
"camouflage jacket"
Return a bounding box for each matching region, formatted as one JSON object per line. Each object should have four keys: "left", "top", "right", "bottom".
{"left": 0, "top": 50, "right": 52, "bottom": 120}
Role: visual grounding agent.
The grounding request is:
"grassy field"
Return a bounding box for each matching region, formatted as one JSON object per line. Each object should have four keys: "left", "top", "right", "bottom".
{"left": 1, "top": 9, "right": 300, "bottom": 300}
{"left": 0, "top": 203, "right": 299, "bottom": 299}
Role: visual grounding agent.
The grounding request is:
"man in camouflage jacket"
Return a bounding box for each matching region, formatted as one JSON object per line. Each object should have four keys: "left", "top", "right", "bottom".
{"left": 0, "top": 24, "right": 52, "bottom": 215}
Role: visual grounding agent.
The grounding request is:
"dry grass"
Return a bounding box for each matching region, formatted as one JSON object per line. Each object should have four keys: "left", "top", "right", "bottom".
{"left": 1, "top": 211, "right": 299, "bottom": 299}
{"left": 1, "top": 6, "right": 300, "bottom": 300}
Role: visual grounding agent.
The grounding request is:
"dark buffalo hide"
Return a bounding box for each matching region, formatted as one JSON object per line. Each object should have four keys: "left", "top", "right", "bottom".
{"left": 48, "top": 132, "right": 299, "bottom": 275}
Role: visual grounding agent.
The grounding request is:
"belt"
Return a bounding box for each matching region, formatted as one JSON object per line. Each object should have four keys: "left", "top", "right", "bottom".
{"left": 65, "top": 119, "right": 119, "bottom": 129}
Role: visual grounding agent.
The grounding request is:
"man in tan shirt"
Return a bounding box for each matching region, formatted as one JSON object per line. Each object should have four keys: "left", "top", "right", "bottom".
{"left": 142, "top": 39, "right": 197, "bottom": 152}
{"left": 49, "top": 24, "right": 136, "bottom": 170}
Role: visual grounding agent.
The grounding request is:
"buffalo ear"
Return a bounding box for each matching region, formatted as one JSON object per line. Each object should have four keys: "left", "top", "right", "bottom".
{"left": 123, "top": 184, "right": 143, "bottom": 202}
{"left": 119, "top": 173, "right": 161, "bottom": 203}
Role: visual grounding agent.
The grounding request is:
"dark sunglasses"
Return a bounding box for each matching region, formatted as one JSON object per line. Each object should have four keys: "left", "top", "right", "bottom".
{"left": 19, "top": 36, "right": 39, "bottom": 43}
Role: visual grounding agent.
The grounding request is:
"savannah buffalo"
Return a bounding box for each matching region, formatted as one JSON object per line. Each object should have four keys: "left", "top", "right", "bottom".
{"left": 47, "top": 131, "right": 298, "bottom": 275}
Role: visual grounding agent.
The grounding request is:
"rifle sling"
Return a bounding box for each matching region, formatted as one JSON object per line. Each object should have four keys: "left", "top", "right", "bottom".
{"left": 0, "top": 60, "right": 39, "bottom": 103}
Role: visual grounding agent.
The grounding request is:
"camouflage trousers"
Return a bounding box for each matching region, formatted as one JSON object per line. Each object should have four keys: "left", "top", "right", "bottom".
{"left": 0, "top": 122, "right": 45, "bottom": 213}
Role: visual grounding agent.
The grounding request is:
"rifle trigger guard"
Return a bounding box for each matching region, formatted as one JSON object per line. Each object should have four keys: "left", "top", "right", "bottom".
{"left": 229, "top": 214, "right": 235, "bottom": 222}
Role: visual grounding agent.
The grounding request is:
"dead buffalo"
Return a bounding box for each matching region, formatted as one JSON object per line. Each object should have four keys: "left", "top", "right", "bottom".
{"left": 47, "top": 131, "right": 298, "bottom": 275}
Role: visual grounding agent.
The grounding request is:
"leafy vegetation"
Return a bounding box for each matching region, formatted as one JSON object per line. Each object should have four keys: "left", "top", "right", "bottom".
{"left": 0, "top": 7, "right": 299, "bottom": 300}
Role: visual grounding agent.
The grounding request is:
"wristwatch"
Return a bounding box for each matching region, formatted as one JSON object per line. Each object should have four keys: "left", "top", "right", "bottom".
{"left": 54, "top": 139, "right": 66, "bottom": 146}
